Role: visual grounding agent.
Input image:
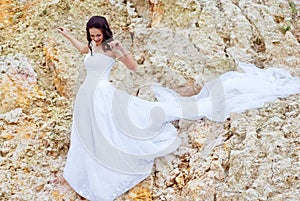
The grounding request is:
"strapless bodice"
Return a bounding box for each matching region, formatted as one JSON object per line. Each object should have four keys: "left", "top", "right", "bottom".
{"left": 84, "top": 53, "right": 115, "bottom": 80}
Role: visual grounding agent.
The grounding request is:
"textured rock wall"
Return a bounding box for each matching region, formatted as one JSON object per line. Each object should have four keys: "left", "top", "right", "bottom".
{"left": 0, "top": 0, "right": 299, "bottom": 200}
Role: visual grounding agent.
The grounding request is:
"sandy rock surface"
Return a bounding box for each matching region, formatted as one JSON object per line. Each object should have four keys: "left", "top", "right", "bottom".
{"left": 1, "top": 0, "right": 300, "bottom": 200}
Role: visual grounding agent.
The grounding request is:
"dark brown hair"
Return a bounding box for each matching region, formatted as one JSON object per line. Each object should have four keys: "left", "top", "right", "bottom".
{"left": 86, "top": 16, "right": 113, "bottom": 55}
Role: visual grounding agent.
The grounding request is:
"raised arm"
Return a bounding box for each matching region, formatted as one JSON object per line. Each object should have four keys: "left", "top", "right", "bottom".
{"left": 57, "top": 27, "right": 89, "bottom": 54}
{"left": 109, "top": 40, "right": 138, "bottom": 71}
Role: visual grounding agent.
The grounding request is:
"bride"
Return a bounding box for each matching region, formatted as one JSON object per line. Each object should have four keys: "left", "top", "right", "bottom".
{"left": 58, "top": 16, "right": 300, "bottom": 200}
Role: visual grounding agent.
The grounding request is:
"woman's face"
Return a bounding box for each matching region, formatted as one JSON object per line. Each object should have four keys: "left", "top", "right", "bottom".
{"left": 89, "top": 28, "right": 104, "bottom": 46}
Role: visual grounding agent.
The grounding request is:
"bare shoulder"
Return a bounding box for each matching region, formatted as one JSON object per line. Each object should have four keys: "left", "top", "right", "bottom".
{"left": 81, "top": 45, "right": 90, "bottom": 54}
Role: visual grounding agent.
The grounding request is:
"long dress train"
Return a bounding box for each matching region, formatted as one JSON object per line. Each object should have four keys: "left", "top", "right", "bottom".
{"left": 63, "top": 52, "right": 300, "bottom": 201}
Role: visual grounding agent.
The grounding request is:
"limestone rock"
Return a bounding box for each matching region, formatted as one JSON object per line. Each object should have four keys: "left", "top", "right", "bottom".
{"left": 0, "top": 0, "right": 300, "bottom": 200}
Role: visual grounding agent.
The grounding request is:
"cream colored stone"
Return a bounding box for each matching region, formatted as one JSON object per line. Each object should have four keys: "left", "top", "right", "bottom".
{"left": 0, "top": 0, "right": 300, "bottom": 200}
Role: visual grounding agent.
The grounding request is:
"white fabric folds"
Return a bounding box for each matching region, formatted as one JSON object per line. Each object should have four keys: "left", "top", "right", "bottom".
{"left": 63, "top": 53, "right": 300, "bottom": 201}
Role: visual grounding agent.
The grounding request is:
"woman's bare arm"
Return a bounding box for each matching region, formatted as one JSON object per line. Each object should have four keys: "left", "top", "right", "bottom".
{"left": 117, "top": 51, "right": 138, "bottom": 71}
{"left": 57, "top": 27, "right": 89, "bottom": 54}
{"left": 109, "top": 40, "right": 138, "bottom": 71}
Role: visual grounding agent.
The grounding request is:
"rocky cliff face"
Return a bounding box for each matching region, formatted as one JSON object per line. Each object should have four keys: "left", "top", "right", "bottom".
{"left": 1, "top": 0, "right": 299, "bottom": 200}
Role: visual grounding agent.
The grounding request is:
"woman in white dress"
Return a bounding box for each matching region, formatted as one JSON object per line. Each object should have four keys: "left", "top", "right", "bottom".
{"left": 58, "top": 16, "right": 300, "bottom": 200}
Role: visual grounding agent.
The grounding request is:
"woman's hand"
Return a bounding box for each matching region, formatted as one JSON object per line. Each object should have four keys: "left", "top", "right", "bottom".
{"left": 109, "top": 40, "right": 138, "bottom": 71}
{"left": 57, "top": 26, "right": 89, "bottom": 54}
{"left": 108, "top": 40, "right": 126, "bottom": 58}
{"left": 109, "top": 40, "right": 123, "bottom": 51}
{"left": 57, "top": 27, "right": 70, "bottom": 37}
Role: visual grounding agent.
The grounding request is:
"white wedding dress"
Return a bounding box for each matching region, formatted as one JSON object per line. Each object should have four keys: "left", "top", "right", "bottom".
{"left": 63, "top": 52, "right": 300, "bottom": 201}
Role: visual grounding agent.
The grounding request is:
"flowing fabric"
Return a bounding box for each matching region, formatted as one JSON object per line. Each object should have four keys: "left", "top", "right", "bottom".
{"left": 63, "top": 53, "right": 300, "bottom": 201}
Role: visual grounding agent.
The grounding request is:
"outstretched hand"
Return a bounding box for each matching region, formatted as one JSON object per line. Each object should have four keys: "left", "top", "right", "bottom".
{"left": 57, "top": 27, "right": 69, "bottom": 37}
{"left": 57, "top": 27, "right": 89, "bottom": 54}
